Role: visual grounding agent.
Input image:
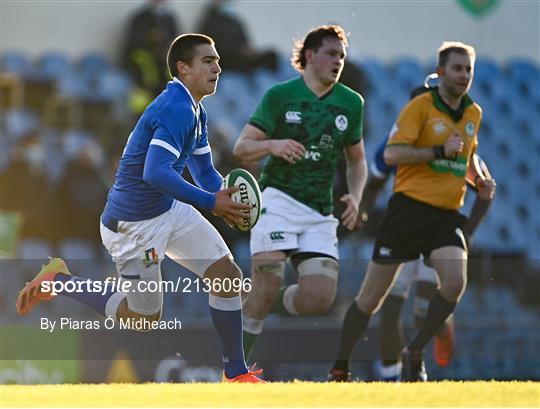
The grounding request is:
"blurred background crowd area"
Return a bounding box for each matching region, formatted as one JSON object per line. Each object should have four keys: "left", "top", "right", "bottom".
{"left": 0, "top": 0, "right": 540, "bottom": 316}
{"left": 0, "top": 0, "right": 540, "bottom": 290}
{"left": 1, "top": 2, "right": 538, "bottom": 250}
{"left": 0, "top": 0, "right": 540, "bottom": 379}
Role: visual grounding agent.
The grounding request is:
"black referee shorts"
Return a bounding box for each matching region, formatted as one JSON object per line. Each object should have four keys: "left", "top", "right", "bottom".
{"left": 372, "top": 193, "right": 468, "bottom": 264}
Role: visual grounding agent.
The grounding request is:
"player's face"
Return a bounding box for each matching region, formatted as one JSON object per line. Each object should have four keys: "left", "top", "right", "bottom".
{"left": 438, "top": 52, "right": 474, "bottom": 98}
{"left": 185, "top": 44, "right": 221, "bottom": 100}
{"left": 309, "top": 38, "right": 346, "bottom": 85}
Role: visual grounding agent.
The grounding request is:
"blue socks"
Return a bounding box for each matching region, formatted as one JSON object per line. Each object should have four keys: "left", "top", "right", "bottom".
{"left": 209, "top": 295, "right": 248, "bottom": 378}
{"left": 56, "top": 276, "right": 249, "bottom": 378}
{"left": 55, "top": 274, "right": 118, "bottom": 317}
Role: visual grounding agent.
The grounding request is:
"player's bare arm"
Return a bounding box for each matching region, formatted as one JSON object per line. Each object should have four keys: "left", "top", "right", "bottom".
{"left": 462, "top": 155, "right": 495, "bottom": 245}
{"left": 233, "top": 124, "right": 305, "bottom": 165}
{"left": 384, "top": 133, "right": 464, "bottom": 165}
{"left": 341, "top": 140, "right": 367, "bottom": 231}
{"left": 355, "top": 175, "right": 388, "bottom": 229}
{"left": 466, "top": 154, "right": 496, "bottom": 200}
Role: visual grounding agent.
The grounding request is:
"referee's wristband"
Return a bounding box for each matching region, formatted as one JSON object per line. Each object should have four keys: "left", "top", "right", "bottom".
{"left": 433, "top": 145, "right": 446, "bottom": 159}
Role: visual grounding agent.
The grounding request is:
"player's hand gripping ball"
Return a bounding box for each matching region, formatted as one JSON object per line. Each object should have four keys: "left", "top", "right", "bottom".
{"left": 222, "top": 168, "right": 262, "bottom": 231}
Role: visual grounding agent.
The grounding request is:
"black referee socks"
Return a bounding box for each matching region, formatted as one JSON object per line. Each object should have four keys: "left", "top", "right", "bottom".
{"left": 333, "top": 302, "right": 371, "bottom": 371}
{"left": 408, "top": 291, "right": 456, "bottom": 352}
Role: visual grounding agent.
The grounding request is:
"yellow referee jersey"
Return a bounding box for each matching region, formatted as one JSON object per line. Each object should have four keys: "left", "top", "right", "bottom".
{"left": 387, "top": 89, "right": 482, "bottom": 210}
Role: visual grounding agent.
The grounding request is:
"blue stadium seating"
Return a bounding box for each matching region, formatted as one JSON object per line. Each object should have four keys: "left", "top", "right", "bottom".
{"left": 36, "top": 52, "right": 72, "bottom": 81}
{"left": 41, "top": 129, "right": 67, "bottom": 184}
{"left": 3, "top": 108, "right": 40, "bottom": 140}
{"left": 57, "top": 71, "right": 92, "bottom": 99}
{"left": 77, "top": 52, "right": 110, "bottom": 79}
{"left": 254, "top": 69, "right": 280, "bottom": 95}
{"left": 58, "top": 238, "right": 100, "bottom": 278}
{"left": 392, "top": 57, "right": 426, "bottom": 90}
{"left": 17, "top": 238, "right": 54, "bottom": 276}
{"left": 507, "top": 59, "right": 540, "bottom": 103}
{"left": 475, "top": 57, "right": 501, "bottom": 81}
{"left": 275, "top": 54, "right": 297, "bottom": 82}
{"left": 2, "top": 51, "right": 538, "bottom": 261}
{"left": 62, "top": 129, "right": 98, "bottom": 158}
{"left": 507, "top": 58, "right": 539, "bottom": 81}
{"left": 58, "top": 238, "right": 97, "bottom": 260}
{"left": 1, "top": 51, "right": 31, "bottom": 76}
{"left": 94, "top": 69, "right": 132, "bottom": 103}
{"left": 211, "top": 72, "right": 261, "bottom": 133}
{"left": 358, "top": 57, "right": 388, "bottom": 84}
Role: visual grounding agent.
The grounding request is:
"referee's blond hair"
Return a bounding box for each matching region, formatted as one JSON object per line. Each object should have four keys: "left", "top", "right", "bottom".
{"left": 437, "top": 41, "right": 476, "bottom": 68}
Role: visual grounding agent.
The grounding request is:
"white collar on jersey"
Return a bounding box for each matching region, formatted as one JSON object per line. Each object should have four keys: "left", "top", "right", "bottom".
{"left": 173, "top": 77, "right": 197, "bottom": 108}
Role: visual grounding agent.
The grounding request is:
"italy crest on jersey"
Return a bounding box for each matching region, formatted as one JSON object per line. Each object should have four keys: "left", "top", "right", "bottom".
{"left": 143, "top": 248, "right": 159, "bottom": 267}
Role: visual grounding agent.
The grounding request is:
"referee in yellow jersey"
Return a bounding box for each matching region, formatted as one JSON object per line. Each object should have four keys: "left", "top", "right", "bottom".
{"left": 329, "top": 41, "right": 496, "bottom": 382}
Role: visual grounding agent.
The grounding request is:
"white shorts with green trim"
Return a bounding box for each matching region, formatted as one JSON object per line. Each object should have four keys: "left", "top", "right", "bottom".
{"left": 250, "top": 187, "right": 339, "bottom": 259}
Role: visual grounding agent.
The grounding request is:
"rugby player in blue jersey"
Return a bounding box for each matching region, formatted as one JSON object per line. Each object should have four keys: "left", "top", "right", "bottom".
{"left": 16, "top": 34, "right": 265, "bottom": 383}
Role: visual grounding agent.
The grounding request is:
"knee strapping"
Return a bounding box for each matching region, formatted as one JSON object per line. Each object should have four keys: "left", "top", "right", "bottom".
{"left": 209, "top": 294, "right": 242, "bottom": 311}
{"left": 242, "top": 315, "right": 265, "bottom": 335}
{"left": 297, "top": 257, "right": 339, "bottom": 280}
{"left": 283, "top": 284, "right": 299, "bottom": 315}
{"left": 254, "top": 261, "right": 286, "bottom": 278}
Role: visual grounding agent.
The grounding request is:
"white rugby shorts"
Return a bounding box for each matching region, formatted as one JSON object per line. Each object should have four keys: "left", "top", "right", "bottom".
{"left": 100, "top": 200, "right": 230, "bottom": 314}
{"left": 250, "top": 187, "right": 339, "bottom": 259}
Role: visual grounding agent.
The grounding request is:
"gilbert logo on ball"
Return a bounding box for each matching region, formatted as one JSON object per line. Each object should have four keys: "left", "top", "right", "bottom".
{"left": 222, "top": 168, "right": 262, "bottom": 231}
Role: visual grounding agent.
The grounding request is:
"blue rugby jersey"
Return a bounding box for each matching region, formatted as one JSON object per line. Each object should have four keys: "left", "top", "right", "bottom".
{"left": 370, "top": 134, "right": 396, "bottom": 180}
{"left": 103, "top": 78, "right": 215, "bottom": 221}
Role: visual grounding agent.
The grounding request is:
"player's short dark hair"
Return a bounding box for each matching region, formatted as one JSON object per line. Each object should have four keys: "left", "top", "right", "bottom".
{"left": 437, "top": 41, "right": 476, "bottom": 68}
{"left": 292, "top": 25, "right": 348, "bottom": 72}
{"left": 167, "top": 33, "right": 214, "bottom": 78}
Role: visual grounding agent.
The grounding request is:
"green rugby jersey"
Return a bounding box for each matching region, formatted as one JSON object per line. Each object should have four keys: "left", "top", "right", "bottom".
{"left": 249, "top": 77, "right": 364, "bottom": 215}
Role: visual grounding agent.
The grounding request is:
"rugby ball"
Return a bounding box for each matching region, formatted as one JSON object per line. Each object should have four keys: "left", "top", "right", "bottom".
{"left": 221, "top": 168, "right": 262, "bottom": 231}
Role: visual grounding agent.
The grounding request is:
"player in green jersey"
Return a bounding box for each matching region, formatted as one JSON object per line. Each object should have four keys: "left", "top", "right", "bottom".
{"left": 233, "top": 25, "right": 368, "bottom": 361}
